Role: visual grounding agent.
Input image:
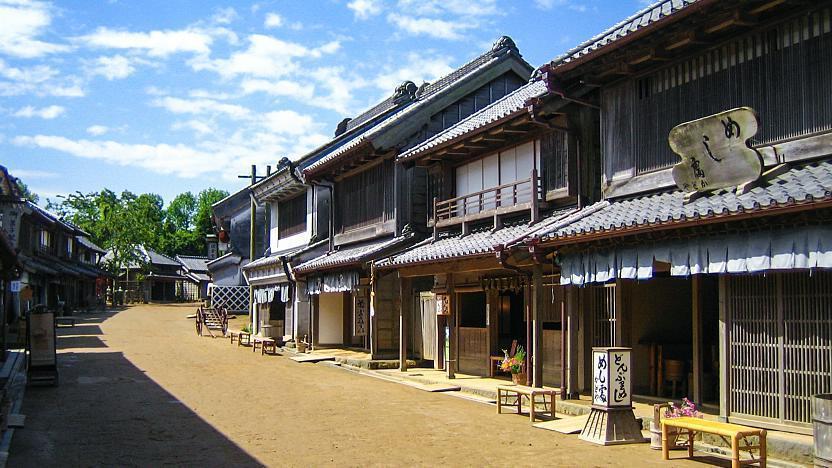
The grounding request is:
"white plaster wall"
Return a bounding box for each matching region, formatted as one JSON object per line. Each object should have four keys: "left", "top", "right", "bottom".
{"left": 318, "top": 292, "right": 343, "bottom": 344}
{"left": 272, "top": 188, "right": 313, "bottom": 253}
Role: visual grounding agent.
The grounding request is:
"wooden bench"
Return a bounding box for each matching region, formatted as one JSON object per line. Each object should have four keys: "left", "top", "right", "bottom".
{"left": 496, "top": 385, "right": 556, "bottom": 422}
{"left": 661, "top": 417, "right": 766, "bottom": 468}
{"left": 252, "top": 336, "right": 276, "bottom": 355}
{"left": 55, "top": 317, "right": 76, "bottom": 327}
{"left": 232, "top": 331, "right": 251, "bottom": 347}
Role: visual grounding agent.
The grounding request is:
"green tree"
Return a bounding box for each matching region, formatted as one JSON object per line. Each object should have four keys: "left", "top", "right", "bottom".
{"left": 15, "top": 179, "right": 39, "bottom": 204}
{"left": 194, "top": 188, "right": 228, "bottom": 242}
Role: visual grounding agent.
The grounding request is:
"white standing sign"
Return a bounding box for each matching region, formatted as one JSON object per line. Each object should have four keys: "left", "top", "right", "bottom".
{"left": 592, "top": 347, "right": 631, "bottom": 408}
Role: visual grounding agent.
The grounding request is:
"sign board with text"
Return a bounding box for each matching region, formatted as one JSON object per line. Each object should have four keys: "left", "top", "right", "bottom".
{"left": 669, "top": 107, "right": 763, "bottom": 193}
{"left": 353, "top": 293, "right": 368, "bottom": 337}
{"left": 592, "top": 347, "right": 632, "bottom": 409}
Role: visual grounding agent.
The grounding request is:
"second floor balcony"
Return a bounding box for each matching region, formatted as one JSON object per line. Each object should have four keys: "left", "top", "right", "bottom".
{"left": 431, "top": 169, "right": 542, "bottom": 230}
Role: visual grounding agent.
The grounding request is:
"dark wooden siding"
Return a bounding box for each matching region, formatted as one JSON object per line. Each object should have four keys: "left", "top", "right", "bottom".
{"left": 603, "top": 7, "right": 832, "bottom": 178}
{"left": 335, "top": 160, "right": 394, "bottom": 232}
{"left": 277, "top": 194, "right": 306, "bottom": 238}
{"left": 541, "top": 130, "right": 569, "bottom": 192}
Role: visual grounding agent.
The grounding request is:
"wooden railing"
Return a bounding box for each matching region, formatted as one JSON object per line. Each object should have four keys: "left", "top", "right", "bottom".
{"left": 432, "top": 169, "right": 541, "bottom": 228}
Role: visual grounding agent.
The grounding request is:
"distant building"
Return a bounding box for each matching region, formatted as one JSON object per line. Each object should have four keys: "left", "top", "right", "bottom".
{"left": 175, "top": 255, "right": 210, "bottom": 301}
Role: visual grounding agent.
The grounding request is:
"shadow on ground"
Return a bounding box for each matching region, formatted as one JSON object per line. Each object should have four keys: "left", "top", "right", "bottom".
{"left": 10, "top": 311, "right": 262, "bottom": 467}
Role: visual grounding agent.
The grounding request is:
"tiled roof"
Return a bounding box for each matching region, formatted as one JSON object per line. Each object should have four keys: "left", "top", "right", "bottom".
{"left": 541, "top": 158, "right": 832, "bottom": 241}
{"left": 381, "top": 209, "right": 578, "bottom": 267}
{"left": 141, "top": 246, "right": 180, "bottom": 267}
{"left": 176, "top": 255, "right": 210, "bottom": 273}
{"left": 305, "top": 38, "right": 526, "bottom": 174}
{"left": 551, "top": 0, "right": 700, "bottom": 68}
{"left": 76, "top": 235, "right": 105, "bottom": 253}
{"left": 294, "top": 235, "right": 412, "bottom": 274}
{"left": 382, "top": 224, "right": 532, "bottom": 267}
{"left": 399, "top": 79, "right": 548, "bottom": 162}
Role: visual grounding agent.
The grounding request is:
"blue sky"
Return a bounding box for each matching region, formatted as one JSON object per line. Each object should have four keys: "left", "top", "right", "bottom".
{"left": 2, "top": 0, "right": 647, "bottom": 205}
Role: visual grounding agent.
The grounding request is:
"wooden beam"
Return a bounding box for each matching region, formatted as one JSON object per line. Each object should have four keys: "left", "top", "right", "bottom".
{"left": 395, "top": 256, "right": 503, "bottom": 278}
{"left": 665, "top": 30, "right": 708, "bottom": 51}
{"left": 628, "top": 47, "right": 671, "bottom": 66}
{"left": 704, "top": 10, "right": 756, "bottom": 35}
{"left": 748, "top": 0, "right": 786, "bottom": 15}
{"left": 598, "top": 62, "right": 632, "bottom": 79}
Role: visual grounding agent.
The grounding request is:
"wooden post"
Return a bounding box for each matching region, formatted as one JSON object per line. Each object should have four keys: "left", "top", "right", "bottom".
{"left": 532, "top": 264, "right": 543, "bottom": 388}
{"left": 249, "top": 164, "right": 257, "bottom": 334}
{"left": 718, "top": 275, "right": 729, "bottom": 422}
{"left": 692, "top": 275, "right": 702, "bottom": 405}
{"left": 432, "top": 196, "right": 438, "bottom": 240}
{"left": 560, "top": 289, "right": 567, "bottom": 399}
{"left": 311, "top": 293, "right": 319, "bottom": 351}
{"left": 399, "top": 276, "right": 410, "bottom": 372}
{"left": 530, "top": 169, "right": 540, "bottom": 223}
{"left": 448, "top": 274, "right": 456, "bottom": 379}
{"left": 525, "top": 283, "right": 532, "bottom": 387}
{"left": 370, "top": 270, "right": 378, "bottom": 359}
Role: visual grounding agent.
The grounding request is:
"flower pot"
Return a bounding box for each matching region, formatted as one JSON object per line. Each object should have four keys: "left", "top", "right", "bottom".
{"left": 512, "top": 372, "right": 527, "bottom": 385}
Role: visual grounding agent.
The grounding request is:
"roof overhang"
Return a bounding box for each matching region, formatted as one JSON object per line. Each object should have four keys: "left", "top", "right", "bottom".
{"left": 251, "top": 167, "right": 306, "bottom": 203}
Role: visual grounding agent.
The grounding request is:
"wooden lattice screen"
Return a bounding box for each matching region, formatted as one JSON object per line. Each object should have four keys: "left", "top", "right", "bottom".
{"left": 589, "top": 284, "right": 615, "bottom": 348}
{"left": 210, "top": 285, "right": 249, "bottom": 313}
{"left": 726, "top": 271, "right": 832, "bottom": 431}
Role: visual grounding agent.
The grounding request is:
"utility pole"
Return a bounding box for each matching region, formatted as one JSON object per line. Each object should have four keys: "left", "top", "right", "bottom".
{"left": 238, "top": 165, "right": 268, "bottom": 334}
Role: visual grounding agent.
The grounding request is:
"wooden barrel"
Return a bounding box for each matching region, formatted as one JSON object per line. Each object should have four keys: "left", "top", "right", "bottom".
{"left": 815, "top": 394, "right": 832, "bottom": 467}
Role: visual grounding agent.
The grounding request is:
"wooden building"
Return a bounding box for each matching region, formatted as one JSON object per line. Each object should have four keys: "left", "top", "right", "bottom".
{"left": 507, "top": 0, "right": 832, "bottom": 435}
{"left": 378, "top": 73, "right": 601, "bottom": 387}
{"left": 0, "top": 166, "right": 107, "bottom": 317}
{"left": 176, "top": 255, "right": 211, "bottom": 301}
{"left": 289, "top": 36, "right": 535, "bottom": 357}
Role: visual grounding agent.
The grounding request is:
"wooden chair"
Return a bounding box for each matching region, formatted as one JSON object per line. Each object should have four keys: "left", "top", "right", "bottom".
{"left": 489, "top": 340, "right": 518, "bottom": 377}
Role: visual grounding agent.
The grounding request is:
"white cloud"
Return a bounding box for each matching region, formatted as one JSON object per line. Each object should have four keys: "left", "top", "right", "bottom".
{"left": 0, "top": 59, "right": 83, "bottom": 97}
{"left": 260, "top": 110, "right": 318, "bottom": 136}
{"left": 78, "top": 27, "right": 213, "bottom": 57}
{"left": 14, "top": 134, "right": 223, "bottom": 178}
{"left": 347, "top": 0, "right": 383, "bottom": 20}
{"left": 151, "top": 96, "right": 251, "bottom": 119}
{"left": 308, "top": 66, "right": 368, "bottom": 115}
{"left": 264, "top": 12, "right": 283, "bottom": 28}
{"left": 13, "top": 105, "right": 65, "bottom": 119}
{"left": 171, "top": 119, "right": 215, "bottom": 136}
{"left": 89, "top": 55, "right": 135, "bottom": 80}
{"left": 190, "top": 34, "right": 340, "bottom": 79}
{"left": 240, "top": 79, "right": 315, "bottom": 100}
{"left": 387, "top": 14, "right": 472, "bottom": 40}
{"left": 8, "top": 169, "right": 58, "bottom": 179}
{"left": 397, "top": 0, "right": 499, "bottom": 17}
{"left": 212, "top": 7, "right": 238, "bottom": 24}
{"left": 86, "top": 125, "right": 109, "bottom": 136}
{"left": 373, "top": 52, "right": 454, "bottom": 92}
{"left": 0, "top": 0, "right": 69, "bottom": 58}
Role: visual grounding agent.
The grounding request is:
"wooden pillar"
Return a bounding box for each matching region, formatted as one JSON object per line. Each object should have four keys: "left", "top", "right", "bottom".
{"left": 399, "top": 276, "right": 411, "bottom": 372}
{"left": 692, "top": 276, "right": 703, "bottom": 405}
{"left": 532, "top": 264, "right": 543, "bottom": 388}
{"left": 311, "top": 294, "right": 319, "bottom": 350}
{"left": 447, "top": 274, "right": 456, "bottom": 379}
{"left": 370, "top": 272, "right": 378, "bottom": 358}
{"left": 525, "top": 283, "right": 532, "bottom": 387}
{"left": 718, "top": 275, "right": 729, "bottom": 422}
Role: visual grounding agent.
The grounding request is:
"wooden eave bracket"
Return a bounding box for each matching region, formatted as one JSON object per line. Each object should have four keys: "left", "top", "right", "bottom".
{"left": 665, "top": 30, "right": 708, "bottom": 51}
{"left": 704, "top": 10, "right": 757, "bottom": 35}
{"left": 628, "top": 47, "right": 671, "bottom": 66}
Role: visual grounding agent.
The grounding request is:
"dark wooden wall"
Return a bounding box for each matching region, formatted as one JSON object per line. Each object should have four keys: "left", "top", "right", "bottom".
{"left": 602, "top": 7, "right": 832, "bottom": 180}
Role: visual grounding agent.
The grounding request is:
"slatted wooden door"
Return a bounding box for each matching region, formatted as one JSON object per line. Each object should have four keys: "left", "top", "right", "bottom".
{"left": 458, "top": 328, "right": 488, "bottom": 375}
{"left": 589, "top": 284, "right": 616, "bottom": 347}
{"left": 726, "top": 271, "right": 832, "bottom": 433}
{"left": 416, "top": 293, "right": 437, "bottom": 360}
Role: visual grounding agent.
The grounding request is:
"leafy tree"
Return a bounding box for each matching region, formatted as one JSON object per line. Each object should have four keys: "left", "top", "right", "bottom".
{"left": 15, "top": 179, "right": 39, "bottom": 204}
{"left": 194, "top": 188, "right": 228, "bottom": 242}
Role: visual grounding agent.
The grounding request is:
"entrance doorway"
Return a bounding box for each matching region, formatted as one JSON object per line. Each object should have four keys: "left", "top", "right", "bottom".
{"left": 457, "top": 291, "right": 487, "bottom": 375}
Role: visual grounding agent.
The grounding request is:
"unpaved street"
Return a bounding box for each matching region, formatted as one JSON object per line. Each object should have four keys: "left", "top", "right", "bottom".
{"left": 10, "top": 304, "right": 696, "bottom": 467}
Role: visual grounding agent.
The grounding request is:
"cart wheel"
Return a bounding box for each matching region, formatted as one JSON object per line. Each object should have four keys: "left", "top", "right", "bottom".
{"left": 195, "top": 317, "right": 202, "bottom": 336}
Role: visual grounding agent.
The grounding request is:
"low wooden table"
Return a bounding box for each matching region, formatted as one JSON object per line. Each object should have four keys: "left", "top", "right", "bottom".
{"left": 496, "top": 385, "right": 557, "bottom": 422}
{"left": 661, "top": 417, "right": 766, "bottom": 468}
{"left": 252, "top": 336, "right": 276, "bottom": 355}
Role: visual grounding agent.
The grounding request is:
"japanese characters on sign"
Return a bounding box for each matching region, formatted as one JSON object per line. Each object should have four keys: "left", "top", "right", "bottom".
{"left": 669, "top": 107, "right": 763, "bottom": 193}
{"left": 592, "top": 348, "right": 632, "bottom": 408}
{"left": 435, "top": 294, "right": 450, "bottom": 316}
{"left": 353, "top": 294, "right": 368, "bottom": 336}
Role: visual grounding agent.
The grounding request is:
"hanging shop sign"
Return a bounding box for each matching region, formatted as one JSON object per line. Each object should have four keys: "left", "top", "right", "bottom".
{"left": 669, "top": 107, "right": 763, "bottom": 193}
{"left": 353, "top": 293, "right": 368, "bottom": 336}
{"left": 435, "top": 294, "right": 450, "bottom": 316}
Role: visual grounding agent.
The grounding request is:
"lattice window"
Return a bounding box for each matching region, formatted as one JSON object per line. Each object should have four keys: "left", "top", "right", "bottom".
{"left": 210, "top": 285, "right": 249, "bottom": 313}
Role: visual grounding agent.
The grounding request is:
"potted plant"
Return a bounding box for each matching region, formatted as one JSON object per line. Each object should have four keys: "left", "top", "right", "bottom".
{"left": 499, "top": 345, "right": 527, "bottom": 385}
{"left": 658, "top": 398, "right": 702, "bottom": 449}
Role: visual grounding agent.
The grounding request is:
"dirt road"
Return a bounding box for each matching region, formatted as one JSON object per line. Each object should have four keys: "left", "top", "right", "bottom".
{"left": 9, "top": 304, "right": 697, "bottom": 467}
